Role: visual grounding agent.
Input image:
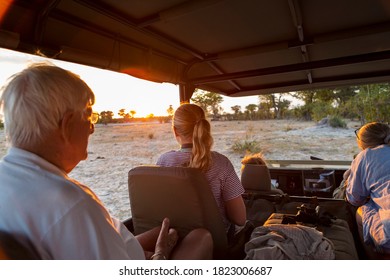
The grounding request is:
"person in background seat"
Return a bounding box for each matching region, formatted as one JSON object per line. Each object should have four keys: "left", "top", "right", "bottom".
{"left": 346, "top": 122, "right": 390, "bottom": 254}
{"left": 240, "top": 152, "right": 284, "bottom": 195}
{"left": 334, "top": 124, "right": 386, "bottom": 199}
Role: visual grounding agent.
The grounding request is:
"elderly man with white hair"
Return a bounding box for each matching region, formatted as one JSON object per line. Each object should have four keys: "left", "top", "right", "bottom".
{"left": 0, "top": 63, "right": 212, "bottom": 260}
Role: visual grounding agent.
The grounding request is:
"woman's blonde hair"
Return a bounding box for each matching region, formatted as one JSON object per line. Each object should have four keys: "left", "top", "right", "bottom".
{"left": 357, "top": 122, "right": 390, "bottom": 150}
{"left": 173, "top": 103, "right": 213, "bottom": 171}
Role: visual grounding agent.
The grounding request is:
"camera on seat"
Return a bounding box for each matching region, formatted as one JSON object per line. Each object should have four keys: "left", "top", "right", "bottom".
{"left": 296, "top": 203, "right": 320, "bottom": 224}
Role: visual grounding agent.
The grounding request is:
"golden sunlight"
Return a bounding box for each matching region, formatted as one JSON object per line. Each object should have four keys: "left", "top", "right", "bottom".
{"left": 0, "top": 48, "right": 259, "bottom": 119}
{"left": 0, "top": 0, "right": 12, "bottom": 24}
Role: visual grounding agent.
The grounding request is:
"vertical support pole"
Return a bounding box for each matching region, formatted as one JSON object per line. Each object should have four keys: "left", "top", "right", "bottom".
{"left": 179, "top": 83, "right": 195, "bottom": 104}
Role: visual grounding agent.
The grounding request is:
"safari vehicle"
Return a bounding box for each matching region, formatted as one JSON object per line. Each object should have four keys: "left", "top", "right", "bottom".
{"left": 1, "top": 0, "right": 390, "bottom": 260}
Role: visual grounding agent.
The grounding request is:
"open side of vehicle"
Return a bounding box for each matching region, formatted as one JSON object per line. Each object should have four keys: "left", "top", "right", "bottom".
{"left": 2, "top": 0, "right": 390, "bottom": 259}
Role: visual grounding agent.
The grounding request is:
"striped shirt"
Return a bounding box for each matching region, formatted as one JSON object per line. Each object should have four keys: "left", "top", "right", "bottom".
{"left": 156, "top": 149, "right": 244, "bottom": 230}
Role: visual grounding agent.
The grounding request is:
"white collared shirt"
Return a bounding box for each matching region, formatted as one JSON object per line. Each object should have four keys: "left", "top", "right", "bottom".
{"left": 0, "top": 147, "right": 144, "bottom": 259}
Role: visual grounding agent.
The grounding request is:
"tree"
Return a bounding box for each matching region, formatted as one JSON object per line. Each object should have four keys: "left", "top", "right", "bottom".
{"left": 347, "top": 83, "right": 390, "bottom": 124}
{"left": 257, "top": 95, "right": 273, "bottom": 119}
{"left": 146, "top": 113, "right": 154, "bottom": 119}
{"left": 231, "top": 105, "right": 242, "bottom": 120}
{"left": 118, "top": 108, "right": 131, "bottom": 122}
{"left": 191, "top": 89, "right": 223, "bottom": 118}
{"left": 245, "top": 104, "right": 258, "bottom": 120}
{"left": 191, "top": 91, "right": 208, "bottom": 112}
{"left": 311, "top": 100, "right": 334, "bottom": 121}
{"left": 333, "top": 86, "right": 358, "bottom": 107}
{"left": 231, "top": 105, "right": 241, "bottom": 114}
{"left": 289, "top": 85, "right": 390, "bottom": 122}
{"left": 118, "top": 108, "right": 126, "bottom": 118}
{"left": 275, "top": 98, "right": 291, "bottom": 119}
{"left": 99, "top": 111, "right": 114, "bottom": 124}
{"left": 129, "top": 110, "right": 136, "bottom": 118}
{"left": 258, "top": 94, "right": 291, "bottom": 119}
{"left": 291, "top": 90, "right": 325, "bottom": 120}
{"left": 167, "top": 105, "right": 174, "bottom": 116}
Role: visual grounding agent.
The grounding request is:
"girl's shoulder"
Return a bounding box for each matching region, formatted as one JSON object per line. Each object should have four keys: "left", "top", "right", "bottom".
{"left": 211, "top": 150, "right": 227, "bottom": 159}
{"left": 157, "top": 150, "right": 191, "bottom": 165}
{"left": 211, "top": 151, "right": 233, "bottom": 165}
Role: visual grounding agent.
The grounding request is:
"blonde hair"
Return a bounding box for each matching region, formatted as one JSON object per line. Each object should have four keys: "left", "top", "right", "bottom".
{"left": 241, "top": 152, "right": 267, "bottom": 165}
{"left": 357, "top": 122, "right": 390, "bottom": 150}
{"left": 240, "top": 153, "right": 266, "bottom": 174}
{"left": 173, "top": 103, "right": 213, "bottom": 171}
{"left": 0, "top": 63, "right": 95, "bottom": 148}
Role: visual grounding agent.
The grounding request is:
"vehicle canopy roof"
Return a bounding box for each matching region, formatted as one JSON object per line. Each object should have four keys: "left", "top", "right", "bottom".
{"left": 1, "top": 0, "right": 390, "bottom": 101}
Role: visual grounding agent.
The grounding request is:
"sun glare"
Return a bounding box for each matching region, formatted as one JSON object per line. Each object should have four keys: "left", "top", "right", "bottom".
{"left": 0, "top": 0, "right": 12, "bottom": 25}
{"left": 0, "top": 48, "right": 181, "bottom": 117}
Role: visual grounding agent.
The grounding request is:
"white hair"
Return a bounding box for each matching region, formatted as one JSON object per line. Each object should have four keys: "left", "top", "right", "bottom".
{"left": 0, "top": 63, "right": 95, "bottom": 147}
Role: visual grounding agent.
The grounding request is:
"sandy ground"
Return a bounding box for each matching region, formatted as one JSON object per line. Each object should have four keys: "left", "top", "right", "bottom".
{"left": 0, "top": 119, "right": 361, "bottom": 221}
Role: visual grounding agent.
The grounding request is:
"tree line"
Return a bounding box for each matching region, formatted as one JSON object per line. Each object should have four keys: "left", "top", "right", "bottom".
{"left": 93, "top": 83, "right": 390, "bottom": 125}
{"left": 97, "top": 105, "right": 174, "bottom": 124}
{"left": 191, "top": 84, "right": 390, "bottom": 125}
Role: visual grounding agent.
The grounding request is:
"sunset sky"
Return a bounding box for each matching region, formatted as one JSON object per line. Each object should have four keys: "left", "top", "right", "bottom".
{"left": 0, "top": 48, "right": 259, "bottom": 118}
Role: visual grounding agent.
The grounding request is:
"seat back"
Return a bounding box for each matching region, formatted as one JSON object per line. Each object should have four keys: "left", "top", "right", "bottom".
{"left": 128, "top": 165, "right": 228, "bottom": 258}
{"left": 241, "top": 164, "right": 284, "bottom": 195}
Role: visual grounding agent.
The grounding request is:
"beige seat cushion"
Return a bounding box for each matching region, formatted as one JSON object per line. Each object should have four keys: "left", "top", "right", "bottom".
{"left": 241, "top": 164, "right": 284, "bottom": 195}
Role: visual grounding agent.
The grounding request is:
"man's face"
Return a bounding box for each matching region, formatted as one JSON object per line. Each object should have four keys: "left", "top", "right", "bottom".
{"left": 64, "top": 107, "right": 95, "bottom": 172}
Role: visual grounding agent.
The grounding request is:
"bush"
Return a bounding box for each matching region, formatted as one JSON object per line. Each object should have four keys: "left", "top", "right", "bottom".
{"left": 311, "top": 101, "right": 334, "bottom": 121}
{"left": 285, "top": 124, "right": 293, "bottom": 132}
{"left": 232, "top": 139, "right": 261, "bottom": 154}
{"left": 231, "top": 125, "right": 262, "bottom": 153}
{"left": 0, "top": 120, "right": 3, "bottom": 129}
{"left": 328, "top": 115, "right": 347, "bottom": 128}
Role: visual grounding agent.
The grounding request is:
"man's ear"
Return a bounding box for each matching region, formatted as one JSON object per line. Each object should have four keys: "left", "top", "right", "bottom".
{"left": 59, "top": 111, "right": 74, "bottom": 142}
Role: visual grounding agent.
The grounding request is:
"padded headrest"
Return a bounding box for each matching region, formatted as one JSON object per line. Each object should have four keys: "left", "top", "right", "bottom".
{"left": 241, "top": 164, "right": 272, "bottom": 191}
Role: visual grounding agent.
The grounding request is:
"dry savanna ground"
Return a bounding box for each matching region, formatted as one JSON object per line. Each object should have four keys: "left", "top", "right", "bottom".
{"left": 0, "top": 119, "right": 361, "bottom": 220}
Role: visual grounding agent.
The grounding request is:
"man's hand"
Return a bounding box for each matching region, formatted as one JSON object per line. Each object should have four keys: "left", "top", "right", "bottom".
{"left": 152, "top": 218, "right": 178, "bottom": 260}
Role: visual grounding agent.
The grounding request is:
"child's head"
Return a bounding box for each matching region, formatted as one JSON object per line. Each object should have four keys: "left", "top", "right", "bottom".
{"left": 241, "top": 153, "right": 266, "bottom": 165}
